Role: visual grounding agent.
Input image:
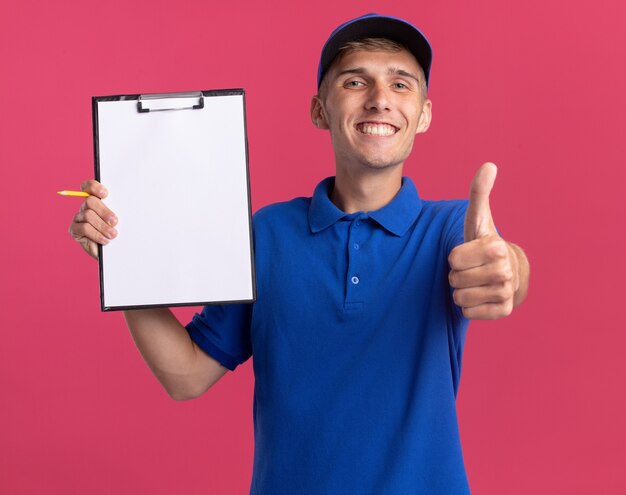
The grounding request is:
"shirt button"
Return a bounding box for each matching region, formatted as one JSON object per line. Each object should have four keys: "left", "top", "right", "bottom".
{"left": 353, "top": 243, "right": 360, "bottom": 250}
{"left": 355, "top": 221, "right": 360, "bottom": 227}
{"left": 351, "top": 276, "right": 360, "bottom": 285}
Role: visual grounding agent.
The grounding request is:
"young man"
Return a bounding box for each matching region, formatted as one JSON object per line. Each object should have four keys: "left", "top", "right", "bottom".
{"left": 70, "top": 13, "right": 529, "bottom": 495}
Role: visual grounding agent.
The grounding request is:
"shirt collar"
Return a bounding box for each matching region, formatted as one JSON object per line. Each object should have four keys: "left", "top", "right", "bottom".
{"left": 308, "top": 176, "right": 423, "bottom": 237}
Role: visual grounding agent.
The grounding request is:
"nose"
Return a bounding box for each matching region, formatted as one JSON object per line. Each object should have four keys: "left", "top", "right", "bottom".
{"left": 365, "top": 82, "right": 391, "bottom": 112}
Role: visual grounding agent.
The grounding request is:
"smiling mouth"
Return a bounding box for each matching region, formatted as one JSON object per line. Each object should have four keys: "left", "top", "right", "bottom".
{"left": 355, "top": 122, "right": 399, "bottom": 137}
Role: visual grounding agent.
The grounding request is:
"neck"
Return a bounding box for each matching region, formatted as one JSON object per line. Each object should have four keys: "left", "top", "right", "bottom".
{"left": 331, "top": 166, "right": 403, "bottom": 213}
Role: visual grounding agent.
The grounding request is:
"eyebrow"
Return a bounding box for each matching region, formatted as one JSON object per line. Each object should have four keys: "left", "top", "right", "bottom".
{"left": 335, "top": 67, "right": 421, "bottom": 85}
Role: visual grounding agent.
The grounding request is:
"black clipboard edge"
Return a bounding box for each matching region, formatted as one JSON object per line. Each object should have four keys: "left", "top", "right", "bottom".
{"left": 91, "top": 95, "right": 106, "bottom": 312}
{"left": 102, "top": 297, "right": 256, "bottom": 312}
{"left": 241, "top": 90, "right": 258, "bottom": 309}
{"left": 92, "top": 88, "right": 257, "bottom": 312}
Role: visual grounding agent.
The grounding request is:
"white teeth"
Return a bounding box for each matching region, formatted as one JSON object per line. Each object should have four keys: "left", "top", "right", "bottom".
{"left": 358, "top": 124, "right": 396, "bottom": 136}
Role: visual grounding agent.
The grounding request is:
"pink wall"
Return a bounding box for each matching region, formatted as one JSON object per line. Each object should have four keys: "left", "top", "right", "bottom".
{"left": 1, "top": 0, "right": 625, "bottom": 493}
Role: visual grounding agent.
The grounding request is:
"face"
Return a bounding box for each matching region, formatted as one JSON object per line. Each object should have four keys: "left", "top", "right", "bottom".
{"left": 311, "top": 49, "right": 432, "bottom": 172}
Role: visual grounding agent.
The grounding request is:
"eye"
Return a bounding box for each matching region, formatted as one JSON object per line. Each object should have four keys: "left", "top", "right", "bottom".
{"left": 393, "top": 82, "right": 409, "bottom": 90}
{"left": 345, "top": 80, "right": 365, "bottom": 88}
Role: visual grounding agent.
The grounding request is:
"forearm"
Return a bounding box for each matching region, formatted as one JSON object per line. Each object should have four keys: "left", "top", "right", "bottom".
{"left": 124, "top": 308, "right": 226, "bottom": 400}
{"left": 507, "top": 242, "right": 530, "bottom": 307}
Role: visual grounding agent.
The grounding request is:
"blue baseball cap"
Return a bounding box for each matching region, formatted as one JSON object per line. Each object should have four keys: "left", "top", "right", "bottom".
{"left": 317, "top": 13, "right": 433, "bottom": 89}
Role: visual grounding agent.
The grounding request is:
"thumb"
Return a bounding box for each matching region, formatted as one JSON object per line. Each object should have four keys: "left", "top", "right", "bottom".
{"left": 464, "top": 162, "right": 498, "bottom": 242}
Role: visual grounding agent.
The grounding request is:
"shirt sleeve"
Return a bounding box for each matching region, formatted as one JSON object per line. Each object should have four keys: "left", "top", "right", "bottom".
{"left": 442, "top": 200, "right": 467, "bottom": 255}
{"left": 186, "top": 303, "right": 253, "bottom": 371}
{"left": 442, "top": 200, "right": 470, "bottom": 324}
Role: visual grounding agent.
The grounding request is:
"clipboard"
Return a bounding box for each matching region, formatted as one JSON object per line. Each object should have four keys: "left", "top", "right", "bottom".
{"left": 92, "top": 89, "right": 256, "bottom": 311}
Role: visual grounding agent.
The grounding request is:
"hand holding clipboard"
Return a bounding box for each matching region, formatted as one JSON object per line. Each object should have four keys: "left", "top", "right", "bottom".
{"left": 67, "top": 180, "right": 118, "bottom": 260}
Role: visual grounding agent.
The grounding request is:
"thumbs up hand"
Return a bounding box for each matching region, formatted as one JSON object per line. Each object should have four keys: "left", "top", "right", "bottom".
{"left": 448, "top": 163, "right": 522, "bottom": 320}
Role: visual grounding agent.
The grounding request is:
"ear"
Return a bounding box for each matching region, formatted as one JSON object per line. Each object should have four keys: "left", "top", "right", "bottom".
{"left": 415, "top": 99, "right": 432, "bottom": 135}
{"left": 310, "top": 96, "right": 330, "bottom": 130}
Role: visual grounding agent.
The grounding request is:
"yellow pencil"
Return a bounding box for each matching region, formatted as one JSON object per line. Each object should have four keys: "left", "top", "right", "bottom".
{"left": 57, "top": 190, "right": 90, "bottom": 197}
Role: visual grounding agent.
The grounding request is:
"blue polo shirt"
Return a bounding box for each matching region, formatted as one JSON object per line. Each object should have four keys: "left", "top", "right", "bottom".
{"left": 186, "top": 177, "right": 471, "bottom": 494}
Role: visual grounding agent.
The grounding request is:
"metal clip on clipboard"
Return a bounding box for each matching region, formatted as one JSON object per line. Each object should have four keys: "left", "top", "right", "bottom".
{"left": 137, "top": 91, "right": 205, "bottom": 113}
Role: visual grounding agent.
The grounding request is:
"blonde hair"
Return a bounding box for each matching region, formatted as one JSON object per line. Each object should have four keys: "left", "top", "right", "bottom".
{"left": 318, "top": 37, "right": 428, "bottom": 102}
